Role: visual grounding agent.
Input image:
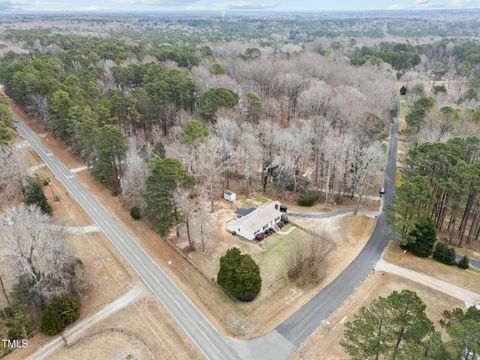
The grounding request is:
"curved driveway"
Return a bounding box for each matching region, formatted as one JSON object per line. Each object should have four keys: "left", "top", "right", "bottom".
{"left": 15, "top": 104, "right": 398, "bottom": 359}
{"left": 276, "top": 113, "right": 398, "bottom": 345}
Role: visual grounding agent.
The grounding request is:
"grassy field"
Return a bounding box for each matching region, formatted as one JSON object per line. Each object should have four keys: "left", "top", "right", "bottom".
{"left": 384, "top": 241, "right": 480, "bottom": 293}
{"left": 399, "top": 101, "right": 409, "bottom": 119}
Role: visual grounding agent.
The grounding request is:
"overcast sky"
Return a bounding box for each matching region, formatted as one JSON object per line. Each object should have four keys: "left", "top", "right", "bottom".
{"left": 0, "top": 0, "right": 478, "bottom": 12}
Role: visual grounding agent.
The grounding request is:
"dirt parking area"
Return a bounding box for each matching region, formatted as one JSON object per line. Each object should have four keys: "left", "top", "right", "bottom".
{"left": 294, "top": 273, "right": 464, "bottom": 360}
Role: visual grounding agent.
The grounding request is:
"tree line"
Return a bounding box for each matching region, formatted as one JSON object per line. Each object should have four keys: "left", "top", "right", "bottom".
{"left": 388, "top": 137, "right": 480, "bottom": 248}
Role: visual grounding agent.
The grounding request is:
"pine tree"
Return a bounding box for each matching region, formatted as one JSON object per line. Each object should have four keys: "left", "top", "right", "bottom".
{"left": 433, "top": 242, "right": 456, "bottom": 265}
{"left": 41, "top": 294, "right": 80, "bottom": 336}
{"left": 407, "top": 218, "right": 437, "bottom": 257}
{"left": 144, "top": 157, "right": 194, "bottom": 235}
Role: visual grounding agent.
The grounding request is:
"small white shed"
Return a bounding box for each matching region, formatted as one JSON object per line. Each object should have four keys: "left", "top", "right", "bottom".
{"left": 224, "top": 190, "right": 236, "bottom": 202}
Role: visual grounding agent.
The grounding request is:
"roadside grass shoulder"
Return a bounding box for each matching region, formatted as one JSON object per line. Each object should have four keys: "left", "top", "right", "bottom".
{"left": 384, "top": 241, "right": 480, "bottom": 293}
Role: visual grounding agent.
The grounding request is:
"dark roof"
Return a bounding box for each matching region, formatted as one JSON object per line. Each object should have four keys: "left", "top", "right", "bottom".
{"left": 235, "top": 207, "right": 256, "bottom": 217}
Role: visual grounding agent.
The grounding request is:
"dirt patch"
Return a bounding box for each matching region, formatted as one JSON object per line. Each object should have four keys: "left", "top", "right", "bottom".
{"left": 294, "top": 273, "right": 464, "bottom": 360}
{"left": 384, "top": 241, "right": 480, "bottom": 293}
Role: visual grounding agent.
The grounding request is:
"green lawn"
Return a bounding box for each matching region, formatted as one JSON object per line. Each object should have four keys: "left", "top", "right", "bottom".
{"left": 399, "top": 101, "right": 409, "bottom": 119}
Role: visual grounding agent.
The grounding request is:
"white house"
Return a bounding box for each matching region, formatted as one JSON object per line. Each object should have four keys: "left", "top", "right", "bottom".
{"left": 227, "top": 201, "right": 283, "bottom": 241}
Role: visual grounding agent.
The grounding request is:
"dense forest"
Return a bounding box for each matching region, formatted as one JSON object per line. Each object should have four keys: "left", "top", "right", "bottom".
{"left": 0, "top": 29, "right": 396, "bottom": 236}
{"left": 2, "top": 17, "right": 480, "bottom": 247}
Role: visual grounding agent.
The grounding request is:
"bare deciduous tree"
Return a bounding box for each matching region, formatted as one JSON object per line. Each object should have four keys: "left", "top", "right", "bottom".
{"left": 0, "top": 205, "right": 83, "bottom": 302}
{"left": 172, "top": 185, "right": 195, "bottom": 250}
{"left": 0, "top": 143, "right": 28, "bottom": 204}
{"left": 287, "top": 230, "right": 333, "bottom": 286}
{"left": 120, "top": 137, "right": 148, "bottom": 210}
{"left": 195, "top": 137, "right": 238, "bottom": 211}
{"left": 351, "top": 141, "right": 385, "bottom": 214}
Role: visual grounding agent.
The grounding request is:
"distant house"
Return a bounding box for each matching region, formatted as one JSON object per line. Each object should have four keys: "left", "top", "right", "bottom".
{"left": 224, "top": 190, "right": 236, "bottom": 202}
{"left": 227, "top": 201, "right": 283, "bottom": 241}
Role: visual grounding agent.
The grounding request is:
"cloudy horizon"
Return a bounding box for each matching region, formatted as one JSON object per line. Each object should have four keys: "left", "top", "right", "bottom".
{"left": 0, "top": 0, "right": 478, "bottom": 12}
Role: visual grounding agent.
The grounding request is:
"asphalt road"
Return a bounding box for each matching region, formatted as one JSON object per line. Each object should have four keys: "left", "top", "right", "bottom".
{"left": 276, "top": 112, "right": 399, "bottom": 345}
{"left": 15, "top": 103, "right": 398, "bottom": 359}
{"left": 15, "top": 118, "right": 241, "bottom": 360}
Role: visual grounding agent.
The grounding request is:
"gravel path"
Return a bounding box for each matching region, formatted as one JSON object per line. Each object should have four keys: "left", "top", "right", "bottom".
{"left": 376, "top": 259, "right": 480, "bottom": 306}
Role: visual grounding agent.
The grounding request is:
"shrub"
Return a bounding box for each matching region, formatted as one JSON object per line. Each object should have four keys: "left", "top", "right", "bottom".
{"left": 41, "top": 294, "right": 80, "bottom": 335}
{"left": 152, "top": 142, "right": 166, "bottom": 158}
{"left": 217, "top": 247, "right": 261, "bottom": 302}
{"left": 400, "top": 85, "right": 407, "bottom": 95}
{"left": 130, "top": 207, "right": 141, "bottom": 219}
{"left": 433, "top": 242, "right": 456, "bottom": 266}
{"left": 23, "top": 177, "right": 52, "bottom": 214}
{"left": 297, "top": 193, "right": 317, "bottom": 207}
{"left": 4, "top": 298, "right": 32, "bottom": 340}
{"left": 433, "top": 85, "right": 447, "bottom": 94}
{"left": 457, "top": 255, "right": 469, "bottom": 270}
{"left": 210, "top": 64, "right": 225, "bottom": 75}
{"left": 407, "top": 219, "right": 437, "bottom": 257}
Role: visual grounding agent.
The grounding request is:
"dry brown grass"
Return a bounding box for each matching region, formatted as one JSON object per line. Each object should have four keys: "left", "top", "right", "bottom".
{"left": 384, "top": 241, "right": 480, "bottom": 293}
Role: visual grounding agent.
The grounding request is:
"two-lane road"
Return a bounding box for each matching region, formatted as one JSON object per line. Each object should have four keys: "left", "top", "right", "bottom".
{"left": 15, "top": 119, "right": 240, "bottom": 360}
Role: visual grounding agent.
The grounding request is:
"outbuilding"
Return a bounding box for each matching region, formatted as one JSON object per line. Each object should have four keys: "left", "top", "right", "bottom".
{"left": 227, "top": 201, "right": 283, "bottom": 241}
{"left": 224, "top": 190, "right": 236, "bottom": 202}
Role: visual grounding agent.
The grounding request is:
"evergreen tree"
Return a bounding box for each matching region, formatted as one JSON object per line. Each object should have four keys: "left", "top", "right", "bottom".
{"left": 200, "top": 88, "right": 239, "bottom": 121}
{"left": 5, "top": 298, "right": 32, "bottom": 340}
{"left": 23, "top": 177, "right": 52, "bottom": 214}
{"left": 341, "top": 297, "right": 395, "bottom": 359}
{"left": 217, "top": 247, "right": 262, "bottom": 302}
{"left": 144, "top": 157, "right": 194, "bottom": 235}
{"left": 152, "top": 142, "right": 166, "bottom": 159}
{"left": 433, "top": 242, "right": 456, "bottom": 265}
{"left": 341, "top": 290, "right": 440, "bottom": 359}
{"left": 457, "top": 255, "right": 469, "bottom": 269}
{"left": 41, "top": 294, "right": 80, "bottom": 336}
{"left": 386, "top": 176, "right": 433, "bottom": 246}
{"left": 407, "top": 218, "right": 437, "bottom": 257}
{"left": 180, "top": 119, "right": 209, "bottom": 145}
{"left": 441, "top": 306, "right": 480, "bottom": 359}
{"left": 0, "top": 93, "right": 15, "bottom": 145}
{"left": 93, "top": 124, "right": 128, "bottom": 188}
